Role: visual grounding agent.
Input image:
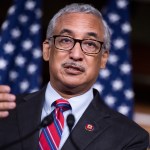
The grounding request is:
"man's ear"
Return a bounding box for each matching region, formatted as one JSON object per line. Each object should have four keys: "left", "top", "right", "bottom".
{"left": 43, "top": 40, "right": 50, "bottom": 61}
{"left": 100, "top": 50, "right": 109, "bottom": 69}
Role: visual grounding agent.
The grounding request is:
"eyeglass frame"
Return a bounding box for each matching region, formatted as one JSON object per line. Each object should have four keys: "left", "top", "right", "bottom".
{"left": 48, "top": 35, "right": 104, "bottom": 55}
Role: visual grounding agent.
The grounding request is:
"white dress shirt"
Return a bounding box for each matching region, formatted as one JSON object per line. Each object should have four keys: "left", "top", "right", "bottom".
{"left": 41, "top": 82, "right": 93, "bottom": 149}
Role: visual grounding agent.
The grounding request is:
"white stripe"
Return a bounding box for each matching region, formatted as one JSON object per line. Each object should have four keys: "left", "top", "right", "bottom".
{"left": 39, "top": 142, "right": 44, "bottom": 150}
{"left": 44, "top": 129, "right": 55, "bottom": 150}
{"left": 47, "top": 126, "right": 58, "bottom": 149}
{"left": 54, "top": 109, "right": 63, "bottom": 137}
{"left": 55, "top": 109, "right": 63, "bottom": 130}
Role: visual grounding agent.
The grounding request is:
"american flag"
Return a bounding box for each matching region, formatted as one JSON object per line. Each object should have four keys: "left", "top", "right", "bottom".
{"left": 0, "top": 0, "right": 42, "bottom": 94}
{"left": 94, "top": 0, "right": 134, "bottom": 118}
{"left": 0, "top": 0, "right": 134, "bottom": 118}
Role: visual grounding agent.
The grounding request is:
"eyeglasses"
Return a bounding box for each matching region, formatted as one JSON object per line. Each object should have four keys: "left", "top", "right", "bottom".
{"left": 49, "top": 35, "right": 104, "bottom": 55}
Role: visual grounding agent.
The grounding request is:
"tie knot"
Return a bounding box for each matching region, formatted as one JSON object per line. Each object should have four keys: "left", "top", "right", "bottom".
{"left": 53, "top": 99, "right": 71, "bottom": 112}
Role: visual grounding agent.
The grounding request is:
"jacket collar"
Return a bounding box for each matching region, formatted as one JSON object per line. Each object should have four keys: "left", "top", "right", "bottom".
{"left": 16, "top": 88, "right": 111, "bottom": 150}
{"left": 16, "top": 86, "right": 46, "bottom": 150}
{"left": 62, "top": 89, "right": 111, "bottom": 150}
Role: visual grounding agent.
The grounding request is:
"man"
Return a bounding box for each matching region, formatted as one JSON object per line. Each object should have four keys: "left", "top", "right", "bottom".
{"left": 0, "top": 3, "right": 149, "bottom": 150}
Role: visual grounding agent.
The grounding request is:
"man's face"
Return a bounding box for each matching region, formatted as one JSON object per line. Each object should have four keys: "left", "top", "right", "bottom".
{"left": 43, "top": 13, "right": 109, "bottom": 97}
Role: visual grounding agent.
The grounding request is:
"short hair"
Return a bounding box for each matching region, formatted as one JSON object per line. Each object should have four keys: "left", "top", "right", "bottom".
{"left": 46, "top": 3, "right": 111, "bottom": 50}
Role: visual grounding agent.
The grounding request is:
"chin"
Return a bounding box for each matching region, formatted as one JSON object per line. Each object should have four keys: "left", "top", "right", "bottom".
{"left": 63, "top": 81, "right": 81, "bottom": 88}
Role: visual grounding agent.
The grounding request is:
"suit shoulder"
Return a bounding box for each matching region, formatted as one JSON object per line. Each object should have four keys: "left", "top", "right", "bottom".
{"left": 94, "top": 89, "right": 149, "bottom": 137}
{"left": 15, "top": 86, "right": 46, "bottom": 105}
{"left": 108, "top": 106, "right": 149, "bottom": 136}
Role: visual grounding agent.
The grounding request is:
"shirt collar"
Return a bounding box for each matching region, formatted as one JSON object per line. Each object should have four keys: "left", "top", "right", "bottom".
{"left": 44, "top": 82, "right": 93, "bottom": 116}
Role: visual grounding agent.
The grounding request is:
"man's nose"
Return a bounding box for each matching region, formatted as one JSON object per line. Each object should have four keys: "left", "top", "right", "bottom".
{"left": 69, "top": 42, "right": 84, "bottom": 61}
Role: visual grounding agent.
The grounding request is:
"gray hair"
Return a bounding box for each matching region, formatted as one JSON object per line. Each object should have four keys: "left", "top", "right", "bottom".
{"left": 46, "top": 3, "right": 111, "bottom": 50}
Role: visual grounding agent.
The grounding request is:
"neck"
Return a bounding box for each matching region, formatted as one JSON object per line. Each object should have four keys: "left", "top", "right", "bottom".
{"left": 49, "top": 81, "right": 91, "bottom": 99}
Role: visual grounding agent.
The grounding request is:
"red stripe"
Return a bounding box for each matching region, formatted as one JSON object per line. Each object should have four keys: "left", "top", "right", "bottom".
{"left": 39, "top": 132, "right": 51, "bottom": 150}
{"left": 39, "top": 99, "right": 71, "bottom": 149}
{"left": 48, "top": 123, "right": 60, "bottom": 146}
{"left": 57, "top": 110, "right": 64, "bottom": 127}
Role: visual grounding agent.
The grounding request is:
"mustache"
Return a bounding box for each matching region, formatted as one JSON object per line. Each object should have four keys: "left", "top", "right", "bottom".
{"left": 62, "top": 61, "right": 85, "bottom": 72}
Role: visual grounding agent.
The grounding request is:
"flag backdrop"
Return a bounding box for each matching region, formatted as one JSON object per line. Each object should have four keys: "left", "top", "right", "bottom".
{"left": 94, "top": 0, "right": 134, "bottom": 118}
{"left": 0, "top": 0, "right": 42, "bottom": 94}
{"left": 0, "top": 0, "right": 134, "bottom": 118}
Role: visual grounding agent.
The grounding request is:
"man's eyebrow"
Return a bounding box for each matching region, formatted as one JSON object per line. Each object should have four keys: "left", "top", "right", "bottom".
{"left": 87, "top": 32, "right": 99, "bottom": 39}
{"left": 59, "top": 29, "right": 99, "bottom": 39}
{"left": 59, "top": 29, "right": 73, "bottom": 35}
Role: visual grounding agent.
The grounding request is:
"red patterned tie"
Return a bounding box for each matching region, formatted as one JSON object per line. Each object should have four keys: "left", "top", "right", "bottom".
{"left": 39, "top": 99, "right": 71, "bottom": 150}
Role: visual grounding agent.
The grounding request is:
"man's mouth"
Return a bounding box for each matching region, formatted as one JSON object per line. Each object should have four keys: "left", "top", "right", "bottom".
{"left": 62, "top": 62, "right": 85, "bottom": 75}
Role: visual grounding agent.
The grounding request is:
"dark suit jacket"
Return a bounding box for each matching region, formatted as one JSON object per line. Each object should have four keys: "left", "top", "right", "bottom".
{"left": 0, "top": 87, "right": 149, "bottom": 150}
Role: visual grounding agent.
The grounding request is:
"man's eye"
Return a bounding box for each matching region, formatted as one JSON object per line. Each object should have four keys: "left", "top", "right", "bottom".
{"left": 85, "top": 41, "right": 97, "bottom": 48}
{"left": 60, "top": 38, "right": 72, "bottom": 43}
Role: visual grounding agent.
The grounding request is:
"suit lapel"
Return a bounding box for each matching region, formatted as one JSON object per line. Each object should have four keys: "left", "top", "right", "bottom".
{"left": 62, "top": 90, "right": 111, "bottom": 150}
{"left": 16, "top": 87, "right": 46, "bottom": 150}
{"left": 16, "top": 87, "right": 111, "bottom": 150}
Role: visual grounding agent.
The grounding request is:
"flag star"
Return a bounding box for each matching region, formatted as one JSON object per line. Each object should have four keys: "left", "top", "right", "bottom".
{"left": 113, "top": 38, "right": 126, "bottom": 49}
{"left": 15, "top": 55, "right": 26, "bottom": 66}
{"left": 124, "top": 89, "right": 134, "bottom": 99}
{"left": 117, "top": 105, "right": 130, "bottom": 116}
{"left": 117, "top": 0, "right": 128, "bottom": 9}
{"left": 20, "top": 80, "right": 29, "bottom": 92}
{"left": 25, "top": 1, "right": 36, "bottom": 10}
{"left": 99, "top": 69, "right": 110, "bottom": 78}
{"left": 1, "top": 21, "right": 9, "bottom": 30}
{"left": 0, "top": 58, "right": 8, "bottom": 69}
{"left": 9, "top": 71, "right": 18, "bottom": 80}
{"left": 0, "top": 0, "right": 42, "bottom": 95}
{"left": 108, "top": 54, "right": 119, "bottom": 64}
{"left": 27, "top": 64, "right": 37, "bottom": 74}
{"left": 120, "top": 63, "right": 131, "bottom": 74}
{"left": 112, "top": 79, "right": 123, "bottom": 90}
{"left": 32, "top": 48, "right": 42, "bottom": 58}
{"left": 93, "top": 83, "right": 104, "bottom": 93}
{"left": 18, "top": 15, "right": 28, "bottom": 24}
{"left": 108, "top": 13, "right": 120, "bottom": 23}
{"left": 8, "top": 5, "right": 16, "bottom": 15}
{"left": 30, "top": 24, "right": 40, "bottom": 34}
{"left": 4, "top": 42, "right": 15, "bottom": 54}
{"left": 104, "top": 95, "right": 116, "bottom": 107}
{"left": 35, "top": 9, "right": 42, "bottom": 18}
{"left": 11, "top": 28, "right": 21, "bottom": 38}
{"left": 121, "top": 22, "right": 131, "bottom": 34}
{"left": 22, "top": 39, "right": 33, "bottom": 50}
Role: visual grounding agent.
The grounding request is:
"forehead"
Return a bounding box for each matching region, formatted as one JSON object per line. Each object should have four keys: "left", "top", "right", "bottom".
{"left": 53, "top": 13, "right": 105, "bottom": 39}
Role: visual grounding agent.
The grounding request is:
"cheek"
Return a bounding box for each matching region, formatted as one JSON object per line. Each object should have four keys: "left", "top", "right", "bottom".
{"left": 49, "top": 51, "right": 59, "bottom": 73}
{"left": 49, "top": 56, "right": 60, "bottom": 71}
{"left": 89, "top": 56, "right": 101, "bottom": 69}
{"left": 49, "top": 51, "right": 66, "bottom": 73}
{"left": 86, "top": 58, "right": 101, "bottom": 77}
{"left": 49, "top": 58, "right": 61, "bottom": 81}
